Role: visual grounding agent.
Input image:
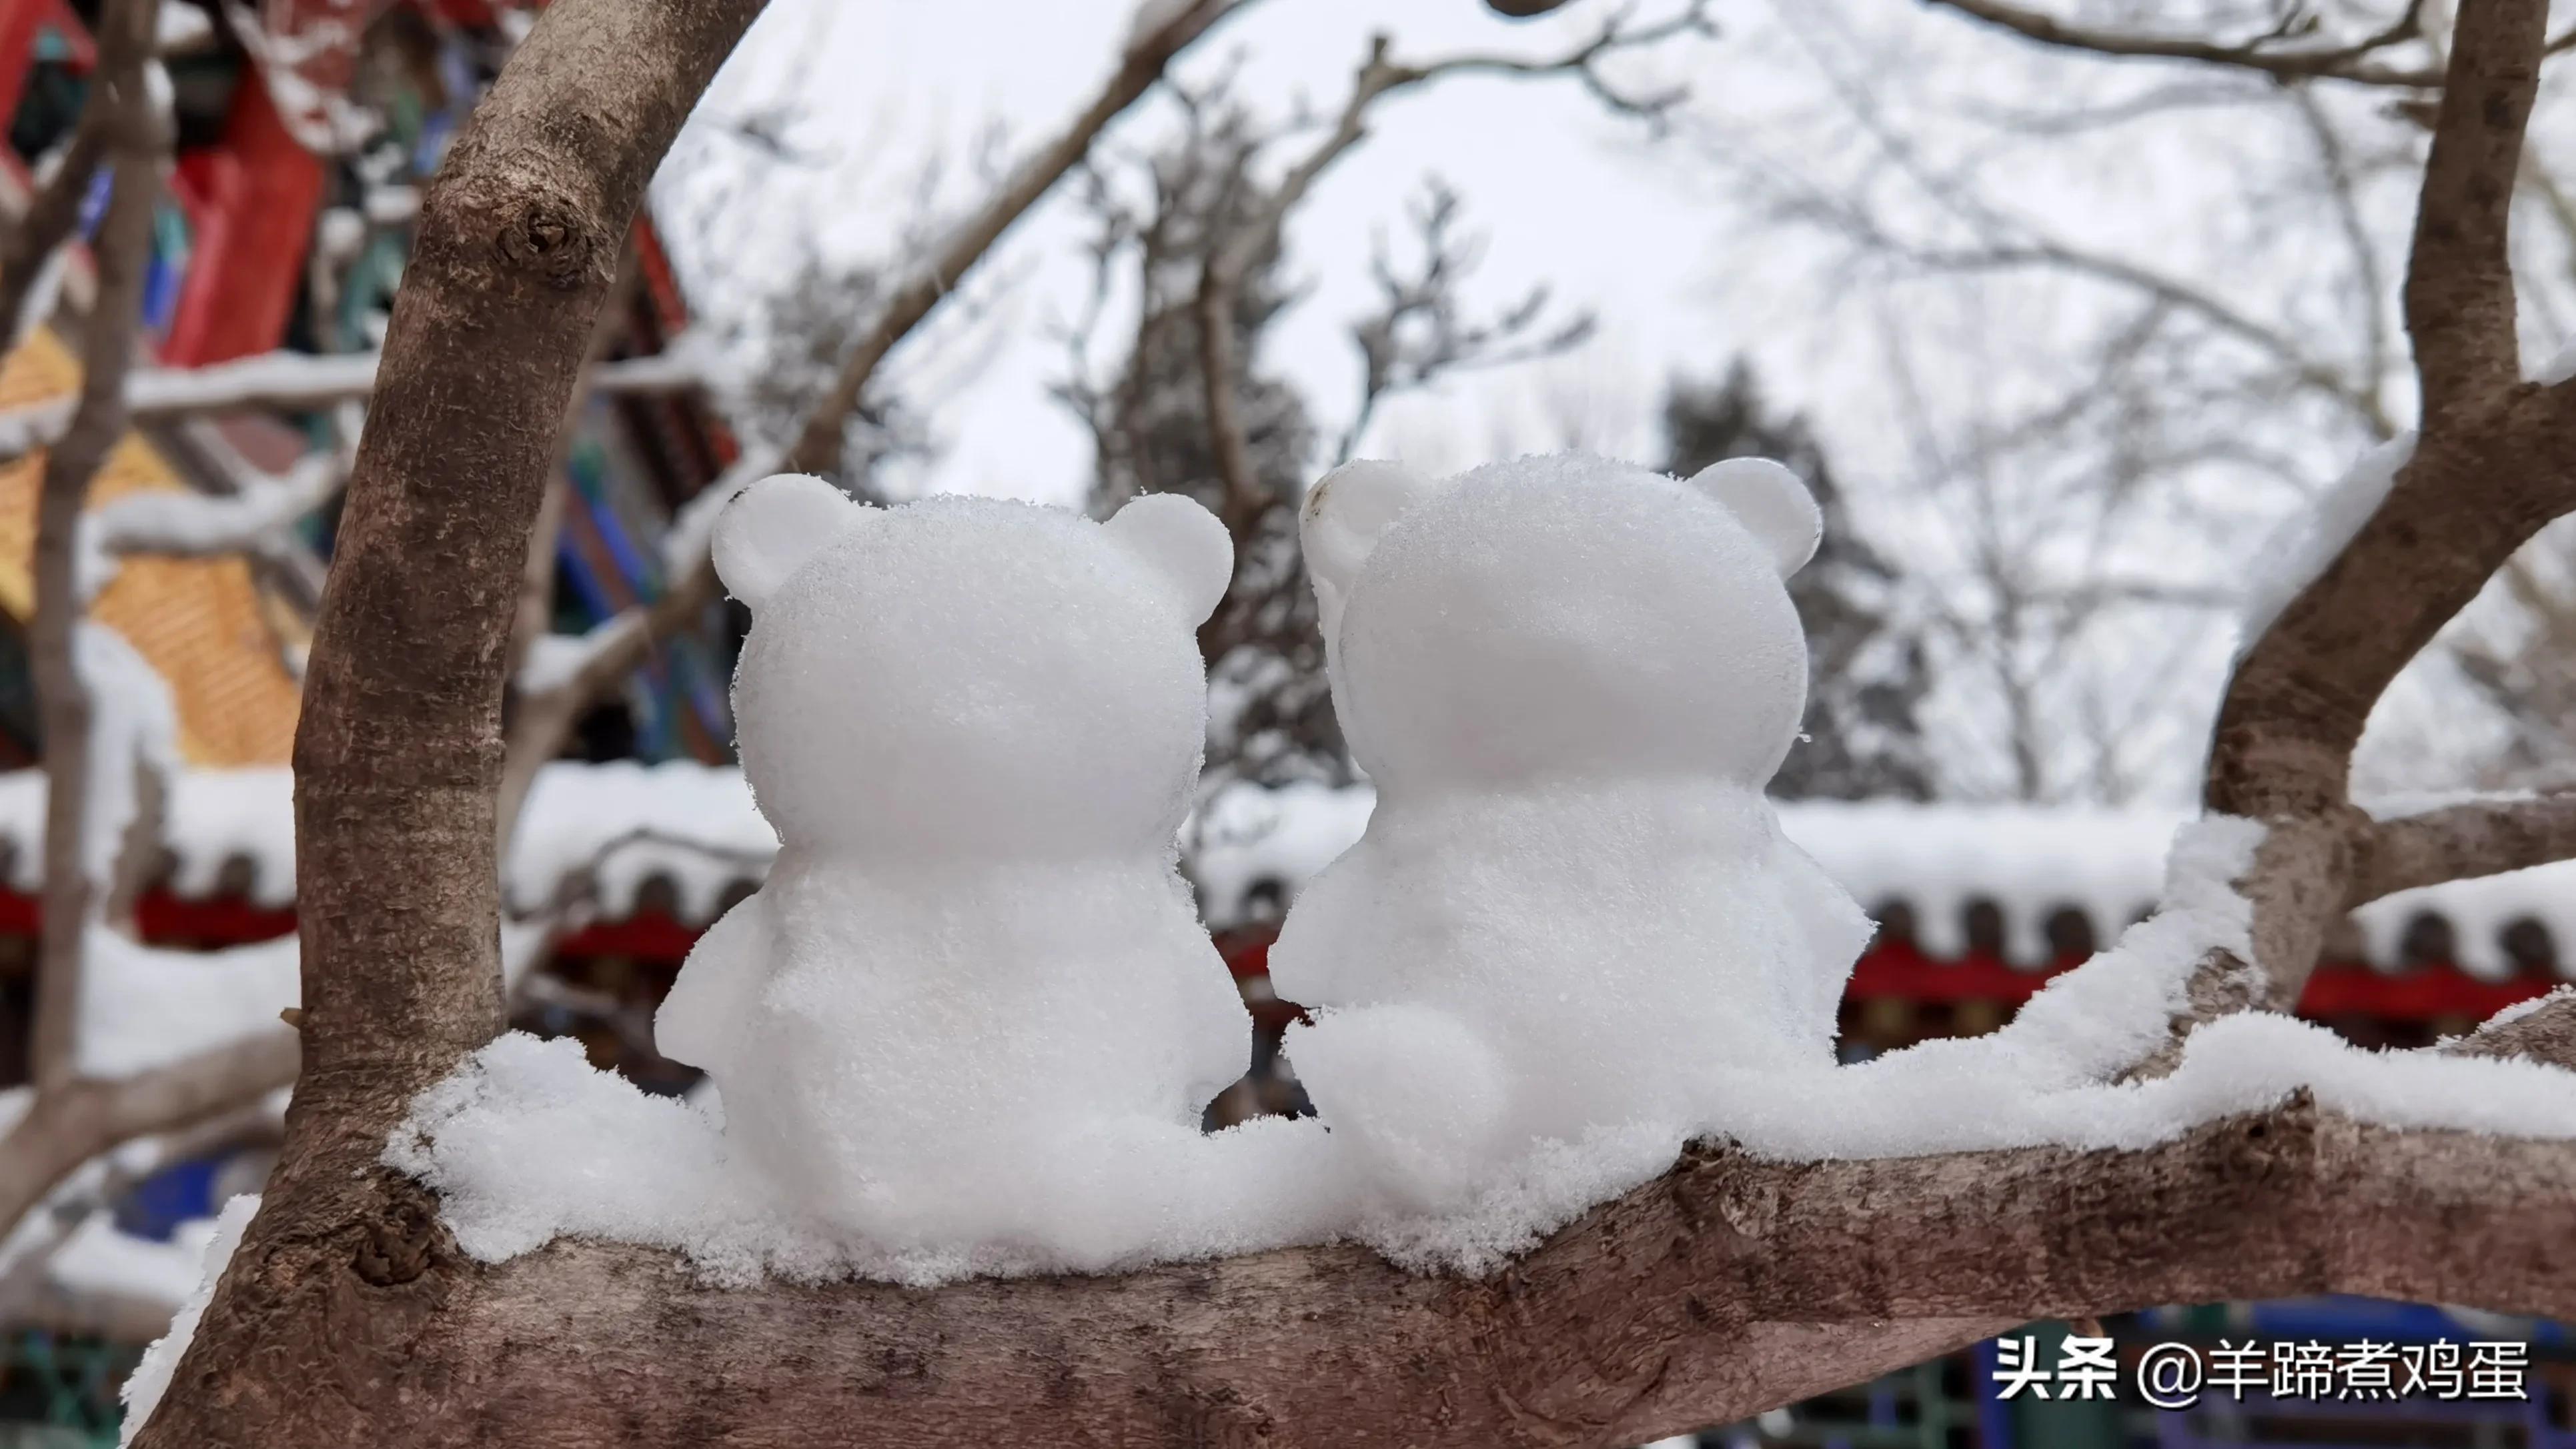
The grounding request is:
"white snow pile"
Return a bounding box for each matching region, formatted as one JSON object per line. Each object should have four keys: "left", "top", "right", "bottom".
{"left": 119, "top": 1194, "right": 259, "bottom": 1448}
{"left": 390, "top": 462, "right": 2576, "bottom": 1288}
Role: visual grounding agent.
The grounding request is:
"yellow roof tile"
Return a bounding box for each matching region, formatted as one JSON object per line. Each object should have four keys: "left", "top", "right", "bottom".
{"left": 0, "top": 331, "right": 302, "bottom": 766}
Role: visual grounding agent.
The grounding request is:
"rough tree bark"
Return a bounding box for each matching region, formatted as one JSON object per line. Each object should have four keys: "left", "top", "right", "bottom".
{"left": 129, "top": 0, "right": 2576, "bottom": 1444}
{"left": 129, "top": 1, "right": 768, "bottom": 1442}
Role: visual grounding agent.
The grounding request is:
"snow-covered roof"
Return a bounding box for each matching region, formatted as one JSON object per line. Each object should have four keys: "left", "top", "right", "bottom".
{"left": 3, "top": 766, "right": 2569, "bottom": 980}
{"left": 0, "top": 760, "right": 778, "bottom": 932}
{"left": 1193, "top": 785, "right": 2576, "bottom": 983}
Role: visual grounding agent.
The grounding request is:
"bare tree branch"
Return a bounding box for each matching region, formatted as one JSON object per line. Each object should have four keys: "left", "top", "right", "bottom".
{"left": 1337, "top": 181, "right": 1595, "bottom": 463}
{"left": 1881, "top": 238, "right": 2396, "bottom": 436}
{"left": 0, "top": 127, "right": 109, "bottom": 348}
{"left": 494, "top": 443, "right": 781, "bottom": 842}
{"left": 1189, "top": 7, "right": 1706, "bottom": 541}
{"left": 28, "top": 0, "right": 167, "bottom": 1094}
{"left": 2353, "top": 792, "right": 2576, "bottom": 903}
{"left": 1923, "top": 0, "right": 2444, "bottom": 88}
{"left": 780, "top": 0, "right": 1253, "bottom": 477}
{"left": 2404, "top": 0, "right": 2548, "bottom": 418}
{"left": 1193, "top": 272, "right": 1265, "bottom": 535}
{"left": 0, "top": 1028, "right": 298, "bottom": 1246}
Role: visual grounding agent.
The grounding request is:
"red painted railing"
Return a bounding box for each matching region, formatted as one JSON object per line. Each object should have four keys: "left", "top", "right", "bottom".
{"left": 14, "top": 893, "right": 2556, "bottom": 1026}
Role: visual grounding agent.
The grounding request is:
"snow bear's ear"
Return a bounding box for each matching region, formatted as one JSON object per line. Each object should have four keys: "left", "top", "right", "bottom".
{"left": 710, "top": 473, "right": 868, "bottom": 611}
{"left": 1687, "top": 457, "right": 1822, "bottom": 577}
{"left": 1301, "top": 459, "right": 1435, "bottom": 609}
{"left": 1103, "top": 491, "right": 1233, "bottom": 624}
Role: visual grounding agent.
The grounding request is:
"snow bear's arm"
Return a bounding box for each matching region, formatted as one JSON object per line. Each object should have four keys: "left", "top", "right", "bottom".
{"left": 1768, "top": 837, "right": 1875, "bottom": 1041}
{"left": 654, "top": 894, "right": 772, "bottom": 1073}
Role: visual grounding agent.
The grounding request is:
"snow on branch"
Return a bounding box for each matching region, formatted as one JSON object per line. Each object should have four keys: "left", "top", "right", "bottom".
{"left": 0, "top": 342, "right": 715, "bottom": 465}
{"left": 78, "top": 449, "right": 346, "bottom": 602}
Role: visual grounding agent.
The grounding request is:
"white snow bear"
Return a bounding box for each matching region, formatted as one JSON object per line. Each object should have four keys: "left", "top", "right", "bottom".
{"left": 653, "top": 475, "right": 1250, "bottom": 1269}
{"left": 1269, "top": 452, "right": 1874, "bottom": 1216}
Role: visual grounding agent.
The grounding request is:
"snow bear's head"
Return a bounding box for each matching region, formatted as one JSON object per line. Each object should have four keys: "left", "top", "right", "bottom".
{"left": 713, "top": 475, "right": 1232, "bottom": 858}
{"left": 1301, "top": 451, "right": 1820, "bottom": 795}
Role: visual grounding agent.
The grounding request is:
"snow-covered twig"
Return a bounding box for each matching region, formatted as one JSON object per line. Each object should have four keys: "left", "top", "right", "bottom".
{"left": 78, "top": 449, "right": 346, "bottom": 601}
{"left": 782, "top": 0, "right": 1259, "bottom": 475}
{"left": 496, "top": 443, "right": 783, "bottom": 841}
{"left": 27, "top": 0, "right": 170, "bottom": 1094}
{"left": 0, "top": 342, "right": 714, "bottom": 465}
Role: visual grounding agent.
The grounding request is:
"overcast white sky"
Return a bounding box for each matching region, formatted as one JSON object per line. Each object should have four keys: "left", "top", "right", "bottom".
{"left": 645, "top": 0, "right": 2576, "bottom": 804}
{"left": 657, "top": 0, "right": 1838, "bottom": 504}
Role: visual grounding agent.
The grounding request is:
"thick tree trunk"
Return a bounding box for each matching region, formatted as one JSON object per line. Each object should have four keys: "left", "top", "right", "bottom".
{"left": 127, "top": 3, "right": 767, "bottom": 1443}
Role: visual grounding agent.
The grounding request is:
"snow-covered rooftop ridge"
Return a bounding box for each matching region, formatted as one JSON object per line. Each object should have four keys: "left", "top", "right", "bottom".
{"left": 3, "top": 765, "right": 2571, "bottom": 980}
{"left": 0, "top": 760, "right": 778, "bottom": 930}
{"left": 1195, "top": 784, "right": 2576, "bottom": 982}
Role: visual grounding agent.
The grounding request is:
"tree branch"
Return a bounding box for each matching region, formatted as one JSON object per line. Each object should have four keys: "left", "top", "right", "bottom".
{"left": 1958, "top": 0, "right": 2576, "bottom": 1056}
{"left": 0, "top": 345, "right": 707, "bottom": 466}
{"left": 0, "top": 126, "right": 109, "bottom": 348}
{"left": 1922, "top": 0, "right": 2444, "bottom": 88}
{"left": 2353, "top": 792, "right": 2576, "bottom": 903}
{"left": 494, "top": 443, "right": 782, "bottom": 842}
{"left": 779, "top": 0, "right": 1253, "bottom": 477}
{"left": 2403, "top": 0, "right": 2548, "bottom": 419}
{"left": 133, "top": 1, "right": 771, "bottom": 1442}
{"left": 1188, "top": 9, "right": 1702, "bottom": 539}
{"left": 209, "top": 1094, "right": 2576, "bottom": 1446}
{"left": 2210, "top": 0, "right": 2571, "bottom": 826}
{"left": 0, "top": 1028, "right": 298, "bottom": 1244}
{"left": 28, "top": 0, "right": 165, "bottom": 1094}
{"left": 1885, "top": 239, "right": 2395, "bottom": 435}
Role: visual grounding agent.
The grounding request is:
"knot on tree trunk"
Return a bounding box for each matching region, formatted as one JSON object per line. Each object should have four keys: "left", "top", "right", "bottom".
{"left": 1664, "top": 1140, "right": 1785, "bottom": 1246}
{"left": 493, "top": 201, "right": 598, "bottom": 292}
{"left": 356, "top": 1198, "right": 444, "bottom": 1287}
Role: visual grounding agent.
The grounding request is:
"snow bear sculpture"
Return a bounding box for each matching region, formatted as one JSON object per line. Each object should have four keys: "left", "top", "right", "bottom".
{"left": 654, "top": 475, "right": 1249, "bottom": 1270}
{"left": 1270, "top": 452, "right": 1874, "bottom": 1221}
